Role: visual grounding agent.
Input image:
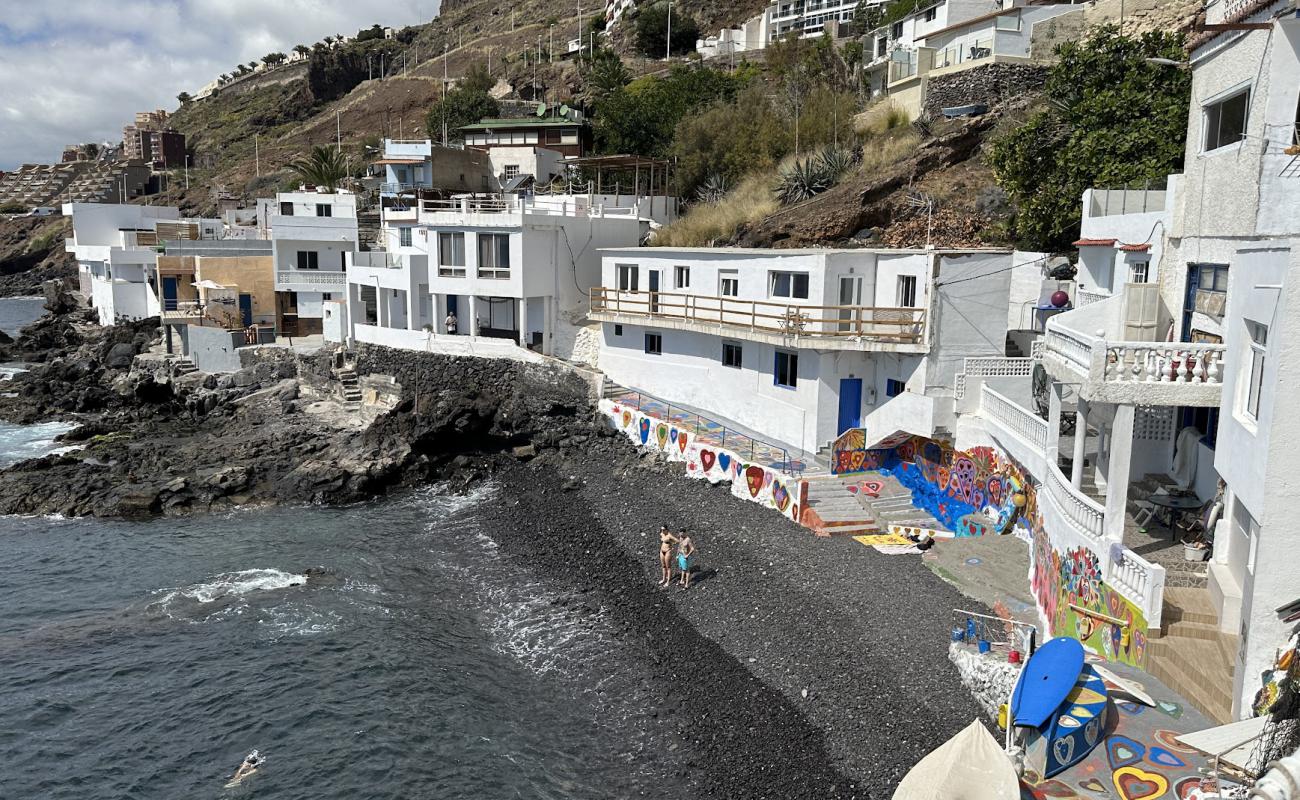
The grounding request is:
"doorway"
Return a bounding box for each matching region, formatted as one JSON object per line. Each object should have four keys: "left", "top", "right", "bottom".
{"left": 161, "top": 276, "right": 178, "bottom": 311}
{"left": 838, "top": 275, "right": 862, "bottom": 332}
{"left": 838, "top": 377, "right": 863, "bottom": 434}
{"left": 238, "top": 294, "right": 253, "bottom": 327}
{"left": 648, "top": 270, "right": 661, "bottom": 314}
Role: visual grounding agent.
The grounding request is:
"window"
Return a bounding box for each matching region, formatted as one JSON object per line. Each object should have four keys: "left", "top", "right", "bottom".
{"left": 478, "top": 233, "right": 511, "bottom": 277}
{"left": 720, "top": 271, "right": 739, "bottom": 297}
{"left": 769, "top": 271, "right": 809, "bottom": 299}
{"left": 315, "top": 203, "right": 332, "bottom": 217}
{"left": 876, "top": 37, "right": 888, "bottom": 57}
{"left": 674, "top": 265, "right": 690, "bottom": 289}
{"left": 1198, "top": 264, "right": 1229, "bottom": 292}
{"left": 614, "top": 324, "right": 623, "bottom": 336}
{"left": 1204, "top": 88, "right": 1250, "bottom": 152}
{"left": 439, "top": 232, "right": 466, "bottom": 272}
{"left": 896, "top": 275, "right": 917, "bottom": 307}
{"left": 279, "top": 201, "right": 294, "bottom": 215}
{"left": 1244, "top": 321, "right": 1268, "bottom": 421}
{"left": 722, "top": 342, "right": 743, "bottom": 368}
{"left": 322, "top": 293, "right": 332, "bottom": 301}
{"left": 296, "top": 251, "right": 319, "bottom": 270}
{"left": 774, "top": 350, "right": 798, "bottom": 388}
{"left": 399, "top": 227, "right": 413, "bottom": 248}
{"left": 923, "top": 6, "right": 936, "bottom": 21}
{"left": 886, "top": 378, "right": 906, "bottom": 397}
{"left": 503, "top": 164, "right": 521, "bottom": 180}
{"left": 644, "top": 333, "right": 662, "bottom": 355}
{"left": 1129, "top": 261, "right": 1150, "bottom": 284}
{"left": 617, "top": 264, "right": 639, "bottom": 291}
{"left": 891, "top": 21, "right": 903, "bottom": 39}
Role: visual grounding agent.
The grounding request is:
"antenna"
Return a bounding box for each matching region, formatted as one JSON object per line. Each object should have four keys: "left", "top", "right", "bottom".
{"left": 904, "top": 189, "right": 936, "bottom": 249}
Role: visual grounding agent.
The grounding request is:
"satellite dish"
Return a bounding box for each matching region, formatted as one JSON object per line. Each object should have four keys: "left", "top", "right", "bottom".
{"left": 560, "top": 103, "right": 571, "bottom": 117}
{"left": 535, "top": 102, "right": 547, "bottom": 117}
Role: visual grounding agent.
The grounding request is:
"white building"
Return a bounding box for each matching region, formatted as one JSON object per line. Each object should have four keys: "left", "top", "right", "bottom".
{"left": 591, "top": 246, "right": 1032, "bottom": 455}
{"left": 267, "top": 189, "right": 359, "bottom": 336}
{"left": 374, "top": 139, "right": 494, "bottom": 196}
{"left": 64, "top": 202, "right": 181, "bottom": 325}
{"left": 697, "top": 0, "right": 869, "bottom": 58}
{"left": 339, "top": 193, "right": 657, "bottom": 361}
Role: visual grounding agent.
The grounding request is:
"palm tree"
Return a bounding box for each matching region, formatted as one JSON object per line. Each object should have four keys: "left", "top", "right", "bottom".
{"left": 288, "top": 146, "right": 349, "bottom": 192}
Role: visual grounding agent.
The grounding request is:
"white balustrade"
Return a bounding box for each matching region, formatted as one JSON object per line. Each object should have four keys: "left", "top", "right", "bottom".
{"left": 1106, "top": 547, "right": 1166, "bottom": 628}
{"left": 981, "top": 385, "right": 1049, "bottom": 454}
{"left": 276, "top": 269, "right": 346, "bottom": 287}
{"left": 1076, "top": 288, "right": 1112, "bottom": 307}
{"left": 1043, "top": 325, "right": 1097, "bottom": 371}
{"left": 1104, "top": 342, "right": 1225, "bottom": 386}
{"left": 1045, "top": 461, "right": 1106, "bottom": 543}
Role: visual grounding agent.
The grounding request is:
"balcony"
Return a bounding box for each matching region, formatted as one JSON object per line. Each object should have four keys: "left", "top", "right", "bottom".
{"left": 589, "top": 288, "right": 926, "bottom": 352}
{"left": 275, "top": 269, "right": 347, "bottom": 291}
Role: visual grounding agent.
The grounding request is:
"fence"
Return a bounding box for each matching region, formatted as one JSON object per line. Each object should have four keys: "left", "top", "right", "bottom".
{"left": 607, "top": 386, "right": 802, "bottom": 475}
{"left": 951, "top": 608, "right": 1037, "bottom": 657}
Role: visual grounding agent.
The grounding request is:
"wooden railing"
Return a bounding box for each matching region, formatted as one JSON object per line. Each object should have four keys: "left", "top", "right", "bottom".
{"left": 589, "top": 288, "right": 926, "bottom": 343}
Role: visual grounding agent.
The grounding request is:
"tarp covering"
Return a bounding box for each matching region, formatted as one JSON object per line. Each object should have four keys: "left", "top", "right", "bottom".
{"left": 893, "top": 720, "right": 1020, "bottom": 800}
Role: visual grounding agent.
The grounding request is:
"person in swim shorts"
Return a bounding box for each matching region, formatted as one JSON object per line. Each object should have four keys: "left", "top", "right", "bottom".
{"left": 675, "top": 533, "right": 696, "bottom": 590}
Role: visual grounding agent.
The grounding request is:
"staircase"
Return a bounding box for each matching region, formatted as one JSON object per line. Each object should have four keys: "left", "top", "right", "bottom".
{"left": 802, "top": 472, "right": 945, "bottom": 537}
{"left": 357, "top": 211, "right": 382, "bottom": 252}
{"left": 1147, "top": 586, "right": 1237, "bottom": 723}
{"left": 336, "top": 365, "right": 362, "bottom": 404}
{"left": 173, "top": 357, "right": 198, "bottom": 376}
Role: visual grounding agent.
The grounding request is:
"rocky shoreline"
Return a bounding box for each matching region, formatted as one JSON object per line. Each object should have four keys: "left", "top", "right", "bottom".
{"left": 0, "top": 296, "right": 991, "bottom": 797}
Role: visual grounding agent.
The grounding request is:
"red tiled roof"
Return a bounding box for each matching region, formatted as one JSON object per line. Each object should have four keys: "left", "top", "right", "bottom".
{"left": 1119, "top": 243, "right": 1152, "bottom": 252}
{"left": 1073, "top": 238, "right": 1117, "bottom": 247}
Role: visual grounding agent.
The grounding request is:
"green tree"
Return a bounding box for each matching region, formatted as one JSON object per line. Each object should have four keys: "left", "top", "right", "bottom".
{"left": 289, "top": 146, "right": 350, "bottom": 191}
{"left": 594, "top": 65, "right": 746, "bottom": 157}
{"left": 294, "top": 44, "right": 310, "bottom": 56}
{"left": 672, "top": 84, "right": 793, "bottom": 197}
{"left": 634, "top": 2, "right": 699, "bottom": 58}
{"left": 356, "top": 24, "right": 385, "bottom": 43}
{"left": 176, "top": 91, "right": 192, "bottom": 104}
{"left": 583, "top": 47, "right": 631, "bottom": 100}
{"left": 459, "top": 61, "right": 494, "bottom": 93}
{"left": 988, "top": 26, "right": 1191, "bottom": 250}
{"left": 262, "top": 52, "right": 287, "bottom": 66}
{"left": 425, "top": 85, "right": 500, "bottom": 143}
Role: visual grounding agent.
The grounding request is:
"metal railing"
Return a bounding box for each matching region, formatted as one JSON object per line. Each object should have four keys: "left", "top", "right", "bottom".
{"left": 1075, "top": 288, "right": 1111, "bottom": 307}
{"left": 610, "top": 388, "right": 802, "bottom": 476}
{"left": 590, "top": 288, "right": 926, "bottom": 344}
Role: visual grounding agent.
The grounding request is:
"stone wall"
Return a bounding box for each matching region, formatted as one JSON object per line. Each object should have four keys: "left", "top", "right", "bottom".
{"left": 1030, "top": 0, "right": 1202, "bottom": 59}
{"left": 921, "top": 63, "right": 1049, "bottom": 120}
{"left": 949, "top": 641, "right": 1021, "bottom": 721}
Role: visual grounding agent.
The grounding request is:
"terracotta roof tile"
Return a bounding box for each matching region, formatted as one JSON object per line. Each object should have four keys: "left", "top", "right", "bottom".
{"left": 1073, "top": 238, "right": 1117, "bottom": 247}
{"left": 1119, "top": 243, "right": 1152, "bottom": 252}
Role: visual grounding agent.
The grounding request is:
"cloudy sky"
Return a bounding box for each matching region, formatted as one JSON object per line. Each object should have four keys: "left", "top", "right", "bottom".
{"left": 0, "top": 1, "right": 441, "bottom": 170}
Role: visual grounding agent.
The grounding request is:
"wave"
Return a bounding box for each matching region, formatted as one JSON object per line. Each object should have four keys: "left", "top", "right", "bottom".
{"left": 147, "top": 568, "right": 308, "bottom": 617}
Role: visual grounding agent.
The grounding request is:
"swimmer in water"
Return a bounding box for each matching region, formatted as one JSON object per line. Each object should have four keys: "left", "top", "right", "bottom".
{"left": 226, "top": 750, "right": 265, "bottom": 787}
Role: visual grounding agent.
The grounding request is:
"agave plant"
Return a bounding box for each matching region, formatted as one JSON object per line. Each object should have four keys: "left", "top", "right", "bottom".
{"left": 695, "top": 173, "right": 729, "bottom": 205}
{"left": 816, "top": 147, "right": 855, "bottom": 179}
{"left": 776, "top": 147, "right": 854, "bottom": 206}
{"left": 288, "top": 145, "right": 349, "bottom": 192}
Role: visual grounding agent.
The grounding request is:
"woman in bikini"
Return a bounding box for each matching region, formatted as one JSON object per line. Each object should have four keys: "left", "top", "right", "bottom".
{"left": 658, "top": 525, "right": 679, "bottom": 587}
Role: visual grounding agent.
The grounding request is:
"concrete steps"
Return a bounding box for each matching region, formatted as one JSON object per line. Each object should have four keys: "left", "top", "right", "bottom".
{"left": 336, "top": 367, "right": 362, "bottom": 404}
{"left": 174, "top": 358, "right": 197, "bottom": 376}
{"left": 1146, "top": 586, "right": 1236, "bottom": 723}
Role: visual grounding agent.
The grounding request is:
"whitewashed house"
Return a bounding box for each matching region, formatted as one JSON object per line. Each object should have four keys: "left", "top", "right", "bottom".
{"left": 268, "top": 189, "right": 358, "bottom": 336}
{"left": 698, "top": 0, "right": 871, "bottom": 58}
{"left": 339, "top": 193, "right": 654, "bottom": 361}
{"left": 591, "top": 246, "right": 1031, "bottom": 456}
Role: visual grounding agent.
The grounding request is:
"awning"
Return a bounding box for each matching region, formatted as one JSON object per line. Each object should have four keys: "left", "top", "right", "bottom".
{"left": 193, "top": 279, "right": 228, "bottom": 290}
{"left": 1119, "top": 243, "right": 1152, "bottom": 252}
{"left": 371, "top": 158, "right": 424, "bottom": 165}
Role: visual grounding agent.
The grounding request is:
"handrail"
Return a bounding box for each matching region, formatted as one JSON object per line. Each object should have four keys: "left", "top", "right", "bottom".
{"left": 590, "top": 287, "right": 925, "bottom": 343}
{"left": 1103, "top": 341, "right": 1225, "bottom": 385}
{"left": 611, "top": 387, "right": 801, "bottom": 477}
{"left": 981, "top": 385, "right": 1049, "bottom": 454}
{"left": 1107, "top": 546, "right": 1166, "bottom": 626}
{"left": 1044, "top": 460, "right": 1105, "bottom": 542}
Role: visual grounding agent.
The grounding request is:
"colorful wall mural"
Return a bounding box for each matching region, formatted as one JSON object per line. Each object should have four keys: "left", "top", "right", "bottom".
{"left": 599, "top": 399, "right": 803, "bottom": 524}
{"left": 830, "top": 427, "right": 908, "bottom": 475}
{"left": 1031, "top": 534, "right": 1149, "bottom": 667}
{"left": 877, "top": 434, "right": 1151, "bottom": 668}
{"left": 881, "top": 436, "right": 1033, "bottom": 540}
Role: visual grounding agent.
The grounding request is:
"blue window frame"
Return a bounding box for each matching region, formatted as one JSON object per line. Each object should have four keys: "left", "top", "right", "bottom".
{"left": 774, "top": 350, "right": 798, "bottom": 388}
{"left": 886, "top": 379, "right": 906, "bottom": 397}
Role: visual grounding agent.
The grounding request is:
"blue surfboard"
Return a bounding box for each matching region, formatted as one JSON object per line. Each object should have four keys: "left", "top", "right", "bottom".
{"left": 1010, "top": 637, "right": 1085, "bottom": 729}
{"left": 1027, "top": 664, "right": 1110, "bottom": 777}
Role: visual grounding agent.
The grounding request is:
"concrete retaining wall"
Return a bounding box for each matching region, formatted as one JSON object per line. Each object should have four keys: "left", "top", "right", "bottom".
{"left": 186, "top": 325, "right": 243, "bottom": 373}
{"left": 922, "top": 63, "right": 1048, "bottom": 119}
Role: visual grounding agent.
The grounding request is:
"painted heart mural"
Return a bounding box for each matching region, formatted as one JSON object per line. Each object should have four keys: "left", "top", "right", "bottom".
{"left": 1105, "top": 735, "right": 1145, "bottom": 770}
{"left": 700, "top": 450, "right": 716, "bottom": 473}
{"left": 1077, "top": 777, "right": 1108, "bottom": 794}
{"left": 771, "top": 481, "right": 791, "bottom": 512}
{"left": 717, "top": 453, "right": 731, "bottom": 473}
{"left": 1146, "top": 747, "right": 1185, "bottom": 768}
{"left": 1156, "top": 701, "right": 1183, "bottom": 719}
{"left": 744, "top": 466, "right": 765, "bottom": 498}
{"left": 655, "top": 423, "right": 669, "bottom": 449}
{"left": 1154, "top": 729, "right": 1198, "bottom": 754}
{"left": 678, "top": 433, "right": 688, "bottom": 454}
{"left": 861, "top": 480, "right": 884, "bottom": 497}
{"left": 638, "top": 418, "right": 651, "bottom": 445}
{"left": 622, "top": 410, "right": 633, "bottom": 428}
{"left": 1112, "top": 765, "right": 1169, "bottom": 800}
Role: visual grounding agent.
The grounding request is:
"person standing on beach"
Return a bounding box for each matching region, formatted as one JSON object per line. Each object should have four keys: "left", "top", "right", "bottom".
{"left": 657, "top": 525, "right": 679, "bottom": 587}
{"left": 675, "top": 533, "right": 697, "bottom": 590}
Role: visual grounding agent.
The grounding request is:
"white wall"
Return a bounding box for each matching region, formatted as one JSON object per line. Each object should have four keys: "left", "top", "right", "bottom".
{"left": 928, "top": 252, "right": 1015, "bottom": 391}
{"left": 64, "top": 203, "right": 180, "bottom": 249}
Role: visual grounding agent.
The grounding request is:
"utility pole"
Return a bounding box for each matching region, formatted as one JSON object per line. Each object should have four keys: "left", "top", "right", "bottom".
{"left": 666, "top": 0, "right": 672, "bottom": 61}
{"left": 255, "top": 134, "right": 260, "bottom": 177}
{"left": 488, "top": 47, "right": 493, "bottom": 75}
{"left": 549, "top": 25, "right": 554, "bottom": 62}
{"left": 184, "top": 155, "right": 189, "bottom": 190}
{"left": 380, "top": 53, "right": 385, "bottom": 79}
{"left": 336, "top": 109, "right": 342, "bottom": 151}
{"left": 511, "top": 8, "right": 515, "bottom": 32}
{"left": 444, "top": 41, "right": 449, "bottom": 82}
{"left": 577, "top": 0, "right": 582, "bottom": 48}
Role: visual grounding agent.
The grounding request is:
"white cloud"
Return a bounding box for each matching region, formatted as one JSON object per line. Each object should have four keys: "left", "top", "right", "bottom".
{"left": 0, "top": 0, "right": 440, "bottom": 169}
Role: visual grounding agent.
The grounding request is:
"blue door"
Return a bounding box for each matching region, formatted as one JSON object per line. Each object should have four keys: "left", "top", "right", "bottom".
{"left": 161, "top": 276, "right": 178, "bottom": 311}
{"left": 238, "top": 294, "right": 253, "bottom": 327}
{"left": 838, "top": 378, "right": 863, "bottom": 434}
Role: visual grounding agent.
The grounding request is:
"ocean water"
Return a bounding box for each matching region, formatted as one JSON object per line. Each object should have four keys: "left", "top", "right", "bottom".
{"left": 0, "top": 480, "right": 651, "bottom": 798}
{"left": 0, "top": 420, "right": 79, "bottom": 466}
{"left": 0, "top": 295, "right": 46, "bottom": 336}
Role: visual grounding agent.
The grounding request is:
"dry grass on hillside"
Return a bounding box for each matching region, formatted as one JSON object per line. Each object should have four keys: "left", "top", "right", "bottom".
{"left": 651, "top": 174, "right": 778, "bottom": 247}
